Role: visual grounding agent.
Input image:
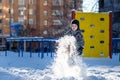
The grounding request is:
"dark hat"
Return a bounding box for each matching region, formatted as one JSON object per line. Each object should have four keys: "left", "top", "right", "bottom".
{"left": 71, "top": 19, "right": 79, "bottom": 28}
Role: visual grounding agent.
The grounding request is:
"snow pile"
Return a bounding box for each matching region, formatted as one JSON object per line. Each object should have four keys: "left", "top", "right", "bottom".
{"left": 0, "top": 35, "right": 120, "bottom": 80}
{"left": 51, "top": 35, "right": 87, "bottom": 79}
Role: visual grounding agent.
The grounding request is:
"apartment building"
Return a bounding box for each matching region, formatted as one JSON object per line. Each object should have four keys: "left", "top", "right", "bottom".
{"left": 99, "top": 0, "right": 120, "bottom": 37}
{"left": 0, "top": 0, "right": 83, "bottom": 48}
{"left": 0, "top": 0, "right": 37, "bottom": 46}
{"left": 0, "top": 0, "right": 11, "bottom": 48}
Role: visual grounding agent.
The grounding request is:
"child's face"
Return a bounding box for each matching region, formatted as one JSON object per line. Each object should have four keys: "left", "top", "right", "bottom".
{"left": 72, "top": 24, "right": 78, "bottom": 31}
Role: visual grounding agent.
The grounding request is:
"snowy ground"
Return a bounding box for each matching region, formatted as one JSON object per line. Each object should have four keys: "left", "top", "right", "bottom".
{"left": 0, "top": 51, "right": 120, "bottom": 80}
{"left": 0, "top": 35, "right": 120, "bottom": 80}
{"left": 83, "top": 55, "right": 120, "bottom": 80}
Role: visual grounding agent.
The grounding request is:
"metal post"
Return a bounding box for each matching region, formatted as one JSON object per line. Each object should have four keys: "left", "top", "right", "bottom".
{"left": 38, "top": 41, "right": 40, "bottom": 57}
{"left": 5, "top": 41, "right": 8, "bottom": 56}
{"left": 41, "top": 40, "right": 44, "bottom": 59}
{"left": 18, "top": 41, "right": 21, "bottom": 57}
{"left": 24, "top": 41, "right": 26, "bottom": 52}
{"left": 50, "top": 41, "right": 53, "bottom": 57}
{"left": 21, "top": 40, "right": 24, "bottom": 57}
{"left": 30, "top": 41, "right": 32, "bottom": 57}
{"left": 47, "top": 41, "right": 49, "bottom": 56}
{"left": 119, "top": 53, "right": 120, "bottom": 62}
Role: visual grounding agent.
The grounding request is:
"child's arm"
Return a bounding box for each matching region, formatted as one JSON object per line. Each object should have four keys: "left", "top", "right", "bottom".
{"left": 75, "top": 31, "right": 84, "bottom": 55}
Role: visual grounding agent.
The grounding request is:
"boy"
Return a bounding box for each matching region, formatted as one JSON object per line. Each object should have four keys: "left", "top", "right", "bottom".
{"left": 65, "top": 19, "right": 84, "bottom": 55}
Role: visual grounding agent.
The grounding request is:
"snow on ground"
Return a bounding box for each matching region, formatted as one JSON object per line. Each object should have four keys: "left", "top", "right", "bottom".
{"left": 0, "top": 35, "right": 120, "bottom": 80}
{"left": 0, "top": 51, "right": 120, "bottom": 80}
{"left": 83, "top": 55, "right": 120, "bottom": 80}
{"left": 0, "top": 51, "right": 54, "bottom": 80}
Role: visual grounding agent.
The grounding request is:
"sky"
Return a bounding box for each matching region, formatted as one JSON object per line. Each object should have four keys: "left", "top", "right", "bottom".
{"left": 83, "top": 0, "right": 99, "bottom": 12}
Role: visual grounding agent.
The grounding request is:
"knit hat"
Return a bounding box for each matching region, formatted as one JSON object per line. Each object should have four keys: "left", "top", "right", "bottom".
{"left": 71, "top": 19, "right": 79, "bottom": 28}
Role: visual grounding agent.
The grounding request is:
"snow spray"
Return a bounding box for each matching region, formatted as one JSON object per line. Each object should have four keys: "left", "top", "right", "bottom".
{"left": 9, "top": 35, "right": 87, "bottom": 80}
{"left": 50, "top": 35, "right": 87, "bottom": 80}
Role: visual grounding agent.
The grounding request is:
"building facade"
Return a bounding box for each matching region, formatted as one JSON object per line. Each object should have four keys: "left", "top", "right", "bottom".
{"left": 99, "top": 0, "right": 120, "bottom": 37}
{"left": 0, "top": 0, "right": 83, "bottom": 48}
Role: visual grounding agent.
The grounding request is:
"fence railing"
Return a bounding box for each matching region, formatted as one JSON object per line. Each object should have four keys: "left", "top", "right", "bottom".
{"left": 4, "top": 37, "right": 120, "bottom": 60}
{"left": 112, "top": 38, "right": 120, "bottom": 61}
{"left": 5, "top": 37, "right": 58, "bottom": 58}
{"left": 112, "top": 38, "right": 120, "bottom": 54}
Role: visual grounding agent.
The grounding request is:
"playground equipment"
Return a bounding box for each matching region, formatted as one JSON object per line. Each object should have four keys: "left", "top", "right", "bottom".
{"left": 5, "top": 37, "right": 57, "bottom": 58}
{"left": 72, "top": 11, "right": 112, "bottom": 58}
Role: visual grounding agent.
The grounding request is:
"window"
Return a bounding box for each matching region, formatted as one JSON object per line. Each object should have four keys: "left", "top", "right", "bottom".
{"left": 9, "top": 0, "right": 13, "bottom": 4}
{"left": 18, "top": 0, "right": 25, "bottom": 5}
{"left": 0, "top": 0, "right": 2, "bottom": 3}
{"left": 29, "top": 0, "right": 35, "bottom": 4}
{"left": 18, "top": 17, "right": 25, "bottom": 24}
{"left": 19, "top": 10, "right": 24, "bottom": 15}
{"left": 0, "top": 38, "right": 2, "bottom": 45}
{"left": 29, "top": 18, "right": 35, "bottom": 25}
{"left": 9, "top": 8, "right": 13, "bottom": 14}
{"left": 43, "top": 10, "right": 48, "bottom": 16}
{"left": 43, "top": 0, "right": 48, "bottom": 6}
{"left": 44, "top": 20, "right": 48, "bottom": 26}
{"left": 29, "top": 9, "right": 35, "bottom": 15}
{"left": 0, "top": 28, "right": 2, "bottom": 34}
{"left": 52, "top": 19, "right": 62, "bottom": 25}
{"left": 52, "top": 0, "right": 63, "bottom": 6}
{"left": 0, "top": 18, "right": 2, "bottom": 23}
{"left": 10, "top": 8, "right": 14, "bottom": 14}
{"left": 19, "top": 7, "right": 26, "bottom": 15}
{"left": 0, "top": 9, "right": 2, "bottom": 14}
{"left": 8, "top": 18, "right": 13, "bottom": 23}
{"left": 52, "top": 10, "right": 63, "bottom": 16}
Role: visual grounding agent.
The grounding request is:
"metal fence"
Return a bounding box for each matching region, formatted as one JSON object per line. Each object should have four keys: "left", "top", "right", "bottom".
{"left": 4, "top": 37, "right": 120, "bottom": 60}
{"left": 112, "top": 38, "right": 120, "bottom": 61}
{"left": 112, "top": 38, "right": 120, "bottom": 54}
{"left": 5, "top": 37, "right": 58, "bottom": 58}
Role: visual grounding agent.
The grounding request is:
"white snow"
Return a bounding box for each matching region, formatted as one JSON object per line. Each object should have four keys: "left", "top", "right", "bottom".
{"left": 0, "top": 35, "right": 120, "bottom": 80}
